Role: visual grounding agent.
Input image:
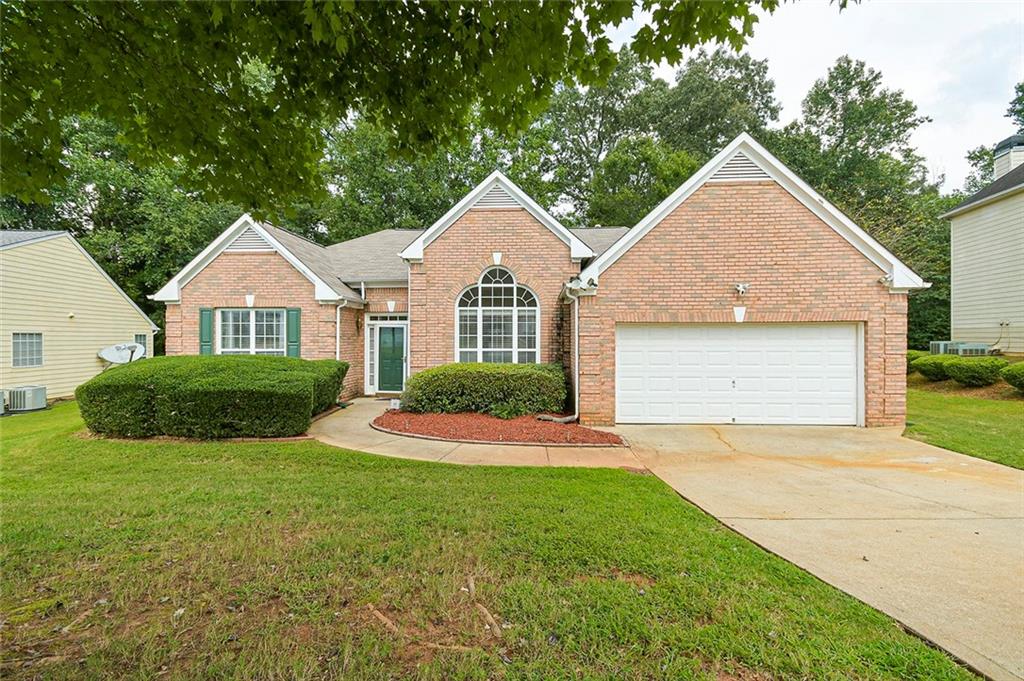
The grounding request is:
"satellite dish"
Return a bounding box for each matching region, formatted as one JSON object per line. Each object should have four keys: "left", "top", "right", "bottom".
{"left": 98, "top": 342, "right": 147, "bottom": 365}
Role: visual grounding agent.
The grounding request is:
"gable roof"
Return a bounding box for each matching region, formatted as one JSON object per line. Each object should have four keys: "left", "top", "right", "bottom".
{"left": 570, "top": 227, "right": 630, "bottom": 257}
{"left": 575, "top": 133, "right": 927, "bottom": 292}
{"left": 0, "top": 230, "right": 66, "bottom": 249}
{"left": 942, "top": 163, "right": 1024, "bottom": 219}
{"left": 399, "top": 170, "right": 594, "bottom": 261}
{"left": 327, "top": 229, "right": 422, "bottom": 284}
{"left": 2, "top": 230, "right": 158, "bottom": 331}
{"left": 151, "top": 215, "right": 362, "bottom": 303}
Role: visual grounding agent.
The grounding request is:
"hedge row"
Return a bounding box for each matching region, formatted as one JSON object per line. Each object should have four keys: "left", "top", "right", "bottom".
{"left": 906, "top": 350, "right": 928, "bottom": 373}
{"left": 1002, "top": 363, "right": 1024, "bottom": 393}
{"left": 910, "top": 353, "right": 1014, "bottom": 387}
{"left": 400, "top": 362, "right": 566, "bottom": 418}
{"left": 910, "top": 354, "right": 959, "bottom": 381}
{"left": 76, "top": 356, "right": 348, "bottom": 438}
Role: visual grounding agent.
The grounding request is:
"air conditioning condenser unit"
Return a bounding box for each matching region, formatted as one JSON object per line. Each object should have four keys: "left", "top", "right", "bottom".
{"left": 8, "top": 386, "right": 47, "bottom": 412}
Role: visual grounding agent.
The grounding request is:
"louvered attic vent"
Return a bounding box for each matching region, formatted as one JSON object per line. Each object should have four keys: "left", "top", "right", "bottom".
{"left": 473, "top": 183, "right": 520, "bottom": 208}
{"left": 710, "top": 152, "right": 770, "bottom": 181}
{"left": 225, "top": 226, "right": 274, "bottom": 252}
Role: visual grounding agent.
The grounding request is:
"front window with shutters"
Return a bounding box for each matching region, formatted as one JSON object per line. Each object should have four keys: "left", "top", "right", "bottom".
{"left": 216, "top": 309, "right": 286, "bottom": 355}
{"left": 456, "top": 267, "right": 539, "bottom": 364}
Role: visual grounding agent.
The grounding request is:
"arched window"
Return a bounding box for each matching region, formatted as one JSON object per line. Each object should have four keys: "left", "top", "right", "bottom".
{"left": 457, "top": 267, "right": 539, "bottom": 363}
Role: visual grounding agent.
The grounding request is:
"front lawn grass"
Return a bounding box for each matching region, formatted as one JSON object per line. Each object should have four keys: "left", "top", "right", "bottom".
{"left": 2, "top": 403, "right": 972, "bottom": 680}
{"left": 906, "top": 388, "right": 1024, "bottom": 470}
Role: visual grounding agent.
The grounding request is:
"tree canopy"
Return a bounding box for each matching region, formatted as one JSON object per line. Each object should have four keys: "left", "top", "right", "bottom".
{"left": 2, "top": 0, "right": 787, "bottom": 207}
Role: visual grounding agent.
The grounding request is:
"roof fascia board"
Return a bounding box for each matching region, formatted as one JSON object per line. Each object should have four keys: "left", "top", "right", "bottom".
{"left": 399, "top": 171, "right": 593, "bottom": 261}
{"left": 579, "top": 133, "right": 926, "bottom": 291}
{"left": 151, "top": 214, "right": 354, "bottom": 303}
{"left": 0, "top": 232, "right": 66, "bottom": 251}
{"left": 62, "top": 234, "right": 161, "bottom": 331}
{"left": 939, "top": 184, "right": 1024, "bottom": 219}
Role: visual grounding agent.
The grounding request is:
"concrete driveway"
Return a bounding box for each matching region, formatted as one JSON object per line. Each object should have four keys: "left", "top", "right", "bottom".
{"left": 618, "top": 424, "right": 1024, "bottom": 681}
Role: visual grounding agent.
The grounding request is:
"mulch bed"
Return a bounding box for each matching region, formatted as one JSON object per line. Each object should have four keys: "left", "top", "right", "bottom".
{"left": 907, "top": 374, "right": 1024, "bottom": 401}
{"left": 373, "top": 410, "right": 624, "bottom": 446}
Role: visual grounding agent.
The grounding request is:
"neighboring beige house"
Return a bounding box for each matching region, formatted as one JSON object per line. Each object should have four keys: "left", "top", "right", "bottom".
{"left": 942, "top": 134, "right": 1024, "bottom": 354}
{"left": 155, "top": 134, "right": 927, "bottom": 427}
{"left": 1, "top": 230, "right": 159, "bottom": 400}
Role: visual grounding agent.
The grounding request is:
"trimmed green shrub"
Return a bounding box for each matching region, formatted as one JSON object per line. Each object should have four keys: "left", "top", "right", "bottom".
{"left": 944, "top": 357, "right": 1008, "bottom": 387}
{"left": 1001, "top": 363, "right": 1024, "bottom": 393}
{"left": 906, "top": 350, "right": 928, "bottom": 373}
{"left": 401, "top": 363, "right": 566, "bottom": 418}
{"left": 910, "top": 354, "right": 959, "bottom": 381}
{"left": 76, "top": 355, "right": 348, "bottom": 438}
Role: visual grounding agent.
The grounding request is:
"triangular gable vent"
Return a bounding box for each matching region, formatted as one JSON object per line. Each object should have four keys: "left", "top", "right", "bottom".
{"left": 709, "top": 152, "right": 770, "bottom": 181}
{"left": 225, "top": 226, "right": 274, "bottom": 252}
{"left": 473, "top": 183, "right": 521, "bottom": 209}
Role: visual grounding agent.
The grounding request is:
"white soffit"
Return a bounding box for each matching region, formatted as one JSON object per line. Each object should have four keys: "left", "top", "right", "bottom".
{"left": 577, "top": 133, "right": 927, "bottom": 291}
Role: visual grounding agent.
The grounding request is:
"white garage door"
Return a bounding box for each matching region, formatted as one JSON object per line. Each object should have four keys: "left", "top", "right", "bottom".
{"left": 616, "top": 324, "right": 860, "bottom": 425}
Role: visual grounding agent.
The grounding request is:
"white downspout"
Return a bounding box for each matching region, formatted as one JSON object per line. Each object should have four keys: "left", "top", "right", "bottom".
{"left": 335, "top": 301, "right": 347, "bottom": 361}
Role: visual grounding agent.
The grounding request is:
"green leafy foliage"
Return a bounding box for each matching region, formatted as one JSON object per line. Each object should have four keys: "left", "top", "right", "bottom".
{"left": 944, "top": 357, "right": 1009, "bottom": 388}
{"left": 75, "top": 356, "right": 348, "bottom": 438}
{"left": 910, "top": 354, "right": 959, "bottom": 382}
{"left": 401, "top": 363, "right": 566, "bottom": 418}
{"left": 906, "top": 350, "right": 928, "bottom": 373}
{"left": 1001, "top": 363, "right": 1024, "bottom": 393}
{"left": 2, "top": 1, "right": 783, "bottom": 208}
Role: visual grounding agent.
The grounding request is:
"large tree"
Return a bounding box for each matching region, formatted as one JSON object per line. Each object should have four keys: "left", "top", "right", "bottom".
{"left": 652, "top": 48, "right": 781, "bottom": 158}
{"left": 2, "top": 0, "right": 787, "bottom": 208}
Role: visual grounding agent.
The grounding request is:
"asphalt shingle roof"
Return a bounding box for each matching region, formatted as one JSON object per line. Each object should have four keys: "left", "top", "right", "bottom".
{"left": 260, "top": 224, "right": 362, "bottom": 300}
{"left": 949, "top": 163, "right": 1024, "bottom": 215}
{"left": 0, "top": 230, "right": 65, "bottom": 248}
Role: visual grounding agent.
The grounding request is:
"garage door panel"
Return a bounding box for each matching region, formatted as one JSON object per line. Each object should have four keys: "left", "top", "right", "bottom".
{"left": 616, "top": 324, "right": 859, "bottom": 425}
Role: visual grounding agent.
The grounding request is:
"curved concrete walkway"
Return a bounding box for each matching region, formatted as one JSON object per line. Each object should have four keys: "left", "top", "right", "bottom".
{"left": 309, "top": 398, "right": 643, "bottom": 469}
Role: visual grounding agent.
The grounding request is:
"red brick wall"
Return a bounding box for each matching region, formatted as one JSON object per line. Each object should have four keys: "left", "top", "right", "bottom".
{"left": 364, "top": 287, "right": 409, "bottom": 314}
{"left": 408, "top": 208, "right": 581, "bottom": 373}
{"left": 576, "top": 180, "right": 908, "bottom": 427}
{"left": 164, "top": 252, "right": 363, "bottom": 399}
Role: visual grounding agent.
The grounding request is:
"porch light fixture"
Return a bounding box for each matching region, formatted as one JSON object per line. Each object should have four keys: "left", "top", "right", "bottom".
{"left": 734, "top": 283, "right": 750, "bottom": 296}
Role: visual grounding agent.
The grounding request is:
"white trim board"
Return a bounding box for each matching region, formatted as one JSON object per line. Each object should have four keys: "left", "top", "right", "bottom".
{"left": 576, "top": 133, "right": 927, "bottom": 292}
{"left": 399, "top": 170, "right": 594, "bottom": 262}
{"left": 151, "top": 214, "right": 361, "bottom": 304}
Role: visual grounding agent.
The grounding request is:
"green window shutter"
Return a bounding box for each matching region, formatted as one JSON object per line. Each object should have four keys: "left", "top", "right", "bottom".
{"left": 286, "top": 308, "right": 301, "bottom": 357}
{"left": 199, "top": 309, "right": 213, "bottom": 355}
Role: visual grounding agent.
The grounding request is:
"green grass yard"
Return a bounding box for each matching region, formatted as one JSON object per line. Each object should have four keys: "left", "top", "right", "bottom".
{"left": 905, "top": 387, "right": 1024, "bottom": 470}
{"left": 1, "top": 403, "right": 975, "bottom": 680}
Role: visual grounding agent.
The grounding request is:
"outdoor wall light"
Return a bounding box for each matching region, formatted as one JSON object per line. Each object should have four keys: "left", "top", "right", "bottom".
{"left": 734, "top": 283, "right": 750, "bottom": 296}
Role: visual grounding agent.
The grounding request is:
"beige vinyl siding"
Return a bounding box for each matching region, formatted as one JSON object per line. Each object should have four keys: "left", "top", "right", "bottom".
{"left": 0, "top": 236, "right": 155, "bottom": 399}
{"left": 950, "top": 191, "right": 1024, "bottom": 353}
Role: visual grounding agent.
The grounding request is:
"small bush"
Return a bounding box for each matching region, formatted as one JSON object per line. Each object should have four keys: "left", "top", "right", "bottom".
{"left": 401, "top": 363, "right": 566, "bottom": 418}
{"left": 1001, "top": 363, "right": 1024, "bottom": 393}
{"left": 906, "top": 350, "right": 928, "bottom": 373}
{"left": 910, "top": 354, "right": 959, "bottom": 381}
{"left": 76, "top": 355, "right": 348, "bottom": 438}
{"left": 944, "top": 356, "right": 1008, "bottom": 387}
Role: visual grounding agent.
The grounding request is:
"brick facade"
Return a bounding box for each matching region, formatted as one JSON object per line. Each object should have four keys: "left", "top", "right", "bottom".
{"left": 163, "top": 180, "right": 911, "bottom": 427}
{"left": 574, "top": 180, "right": 907, "bottom": 427}
{"left": 165, "top": 252, "right": 363, "bottom": 399}
{"left": 408, "top": 207, "right": 580, "bottom": 373}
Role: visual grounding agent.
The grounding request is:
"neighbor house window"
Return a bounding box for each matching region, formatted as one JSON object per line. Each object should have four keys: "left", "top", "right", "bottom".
{"left": 12, "top": 333, "right": 43, "bottom": 368}
{"left": 217, "top": 309, "right": 285, "bottom": 355}
{"left": 456, "top": 267, "right": 539, "bottom": 363}
{"left": 134, "top": 334, "right": 148, "bottom": 355}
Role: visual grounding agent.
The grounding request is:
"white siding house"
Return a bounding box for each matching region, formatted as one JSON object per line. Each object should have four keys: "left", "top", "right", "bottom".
{"left": 0, "top": 231, "right": 159, "bottom": 399}
{"left": 943, "top": 135, "right": 1024, "bottom": 354}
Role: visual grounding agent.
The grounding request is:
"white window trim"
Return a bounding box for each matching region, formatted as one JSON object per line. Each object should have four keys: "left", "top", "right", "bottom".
{"left": 364, "top": 315, "right": 409, "bottom": 394}
{"left": 453, "top": 268, "right": 541, "bottom": 364}
{"left": 215, "top": 308, "right": 287, "bottom": 356}
{"left": 11, "top": 332, "right": 43, "bottom": 368}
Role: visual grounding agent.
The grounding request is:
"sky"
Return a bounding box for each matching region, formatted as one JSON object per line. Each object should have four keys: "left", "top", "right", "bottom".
{"left": 609, "top": 0, "right": 1024, "bottom": 192}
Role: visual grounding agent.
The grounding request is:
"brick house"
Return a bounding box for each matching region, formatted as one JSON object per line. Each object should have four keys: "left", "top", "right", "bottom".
{"left": 153, "top": 134, "right": 926, "bottom": 426}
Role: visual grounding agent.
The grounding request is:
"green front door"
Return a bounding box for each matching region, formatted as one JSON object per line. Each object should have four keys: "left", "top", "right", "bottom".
{"left": 378, "top": 326, "right": 405, "bottom": 392}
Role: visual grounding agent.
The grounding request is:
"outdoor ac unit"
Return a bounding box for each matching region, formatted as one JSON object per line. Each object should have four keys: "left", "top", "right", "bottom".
{"left": 949, "top": 343, "right": 990, "bottom": 357}
{"left": 929, "top": 340, "right": 952, "bottom": 354}
{"left": 8, "top": 386, "right": 46, "bottom": 412}
{"left": 0, "top": 391, "right": 5, "bottom": 416}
